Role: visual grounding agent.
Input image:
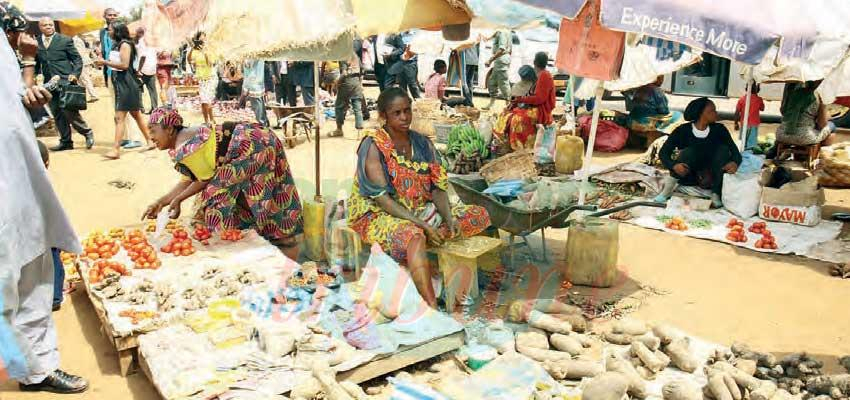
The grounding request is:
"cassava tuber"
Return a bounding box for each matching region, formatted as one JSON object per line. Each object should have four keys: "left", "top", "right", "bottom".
{"left": 662, "top": 380, "right": 702, "bottom": 400}
{"left": 635, "top": 365, "right": 655, "bottom": 380}
{"left": 552, "top": 313, "right": 588, "bottom": 333}
{"left": 724, "top": 372, "right": 743, "bottom": 400}
{"left": 507, "top": 299, "right": 582, "bottom": 322}
{"left": 542, "top": 360, "right": 568, "bottom": 380}
{"left": 516, "top": 345, "right": 572, "bottom": 363}
{"left": 665, "top": 337, "right": 698, "bottom": 373}
{"left": 632, "top": 342, "right": 668, "bottom": 372}
{"left": 613, "top": 318, "right": 650, "bottom": 336}
{"left": 516, "top": 329, "right": 549, "bottom": 350}
{"left": 653, "top": 324, "right": 682, "bottom": 346}
{"left": 528, "top": 310, "right": 572, "bottom": 334}
{"left": 570, "top": 332, "right": 594, "bottom": 348}
{"left": 636, "top": 334, "right": 662, "bottom": 351}
{"left": 604, "top": 332, "right": 634, "bottom": 345}
{"left": 582, "top": 372, "right": 631, "bottom": 400}
{"left": 707, "top": 371, "right": 734, "bottom": 400}
{"left": 550, "top": 334, "right": 584, "bottom": 355}
{"left": 606, "top": 353, "right": 648, "bottom": 398}
{"left": 562, "top": 360, "right": 605, "bottom": 379}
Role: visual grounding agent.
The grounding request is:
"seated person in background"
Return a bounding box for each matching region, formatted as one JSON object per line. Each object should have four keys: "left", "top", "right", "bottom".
{"left": 625, "top": 75, "right": 684, "bottom": 134}
{"left": 424, "top": 59, "right": 448, "bottom": 102}
{"left": 656, "top": 97, "right": 741, "bottom": 208}
{"left": 776, "top": 80, "right": 837, "bottom": 147}
{"left": 347, "top": 88, "right": 491, "bottom": 308}
{"left": 494, "top": 52, "right": 555, "bottom": 150}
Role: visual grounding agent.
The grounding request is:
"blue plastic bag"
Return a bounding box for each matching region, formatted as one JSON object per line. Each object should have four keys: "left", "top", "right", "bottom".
{"left": 738, "top": 151, "right": 765, "bottom": 175}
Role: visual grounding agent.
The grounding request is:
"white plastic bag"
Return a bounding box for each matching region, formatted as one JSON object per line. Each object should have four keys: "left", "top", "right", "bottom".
{"left": 533, "top": 124, "right": 557, "bottom": 163}
{"left": 722, "top": 173, "right": 762, "bottom": 218}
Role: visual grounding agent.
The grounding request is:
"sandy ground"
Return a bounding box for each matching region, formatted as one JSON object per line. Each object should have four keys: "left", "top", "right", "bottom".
{"left": 3, "top": 86, "right": 850, "bottom": 400}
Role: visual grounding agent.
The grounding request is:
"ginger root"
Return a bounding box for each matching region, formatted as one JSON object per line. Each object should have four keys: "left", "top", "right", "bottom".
{"left": 582, "top": 372, "right": 630, "bottom": 400}
{"left": 662, "top": 380, "right": 702, "bottom": 400}
{"left": 550, "top": 334, "right": 583, "bottom": 356}
{"left": 665, "top": 337, "right": 698, "bottom": 373}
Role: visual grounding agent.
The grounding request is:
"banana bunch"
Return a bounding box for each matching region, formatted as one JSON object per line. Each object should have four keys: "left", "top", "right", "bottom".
{"left": 447, "top": 124, "right": 489, "bottom": 159}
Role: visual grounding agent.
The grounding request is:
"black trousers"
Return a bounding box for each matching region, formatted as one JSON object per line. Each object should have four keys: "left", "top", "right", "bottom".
{"left": 390, "top": 63, "right": 420, "bottom": 99}
{"left": 375, "top": 63, "right": 388, "bottom": 92}
{"left": 672, "top": 145, "right": 734, "bottom": 195}
{"left": 465, "top": 65, "right": 478, "bottom": 90}
{"left": 49, "top": 91, "right": 92, "bottom": 146}
{"left": 141, "top": 74, "right": 158, "bottom": 111}
{"left": 275, "top": 74, "right": 297, "bottom": 106}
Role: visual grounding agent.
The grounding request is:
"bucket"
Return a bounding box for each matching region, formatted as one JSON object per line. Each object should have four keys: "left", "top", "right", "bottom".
{"left": 564, "top": 217, "right": 619, "bottom": 287}
{"left": 302, "top": 198, "right": 326, "bottom": 261}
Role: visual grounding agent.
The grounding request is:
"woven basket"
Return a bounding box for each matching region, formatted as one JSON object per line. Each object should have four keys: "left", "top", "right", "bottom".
{"left": 479, "top": 150, "right": 537, "bottom": 184}
{"left": 818, "top": 144, "right": 850, "bottom": 187}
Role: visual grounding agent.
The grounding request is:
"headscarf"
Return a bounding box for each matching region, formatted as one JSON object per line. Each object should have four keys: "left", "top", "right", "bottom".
{"left": 518, "top": 65, "right": 537, "bottom": 82}
{"left": 781, "top": 82, "right": 817, "bottom": 128}
{"left": 684, "top": 97, "right": 711, "bottom": 122}
{"left": 149, "top": 107, "right": 183, "bottom": 129}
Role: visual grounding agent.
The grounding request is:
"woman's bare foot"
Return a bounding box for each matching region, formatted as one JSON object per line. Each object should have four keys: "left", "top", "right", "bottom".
{"left": 104, "top": 150, "right": 120, "bottom": 160}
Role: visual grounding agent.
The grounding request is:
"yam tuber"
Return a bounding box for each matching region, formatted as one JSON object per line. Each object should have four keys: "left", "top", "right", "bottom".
{"left": 528, "top": 310, "right": 572, "bottom": 334}
{"left": 662, "top": 380, "right": 702, "bottom": 400}
{"left": 542, "top": 360, "right": 568, "bottom": 380}
{"left": 516, "top": 329, "right": 549, "bottom": 350}
{"left": 652, "top": 324, "right": 682, "bottom": 346}
{"left": 606, "top": 354, "right": 648, "bottom": 399}
{"left": 552, "top": 313, "right": 588, "bottom": 333}
{"left": 604, "top": 332, "right": 634, "bottom": 346}
{"left": 665, "top": 338, "right": 699, "bottom": 373}
{"left": 582, "top": 372, "right": 631, "bottom": 400}
{"left": 632, "top": 342, "right": 668, "bottom": 373}
{"left": 635, "top": 334, "right": 661, "bottom": 351}
{"left": 550, "top": 334, "right": 584, "bottom": 356}
{"left": 707, "top": 371, "right": 734, "bottom": 400}
{"left": 516, "top": 345, "right": 572, "bottom": 363}
{"left": 561, "top": 360, "right": 605, "bottom": 379}
{"left": 723, "top": 372, "right": 743, "bottom": 400}
{"left": 613, "top": 318, "right": 650, "bottom": 336}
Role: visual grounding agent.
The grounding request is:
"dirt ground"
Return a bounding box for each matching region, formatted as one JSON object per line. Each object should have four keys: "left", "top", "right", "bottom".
{"left": 2, "top": 86, "right": 849, "bottom": 400}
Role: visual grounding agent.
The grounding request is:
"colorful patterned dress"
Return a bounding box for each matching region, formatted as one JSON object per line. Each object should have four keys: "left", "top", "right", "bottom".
{"left": 347, "top": 129, "right": 491, "bottom": 261}
{"left": 170, "top": 123, "right": 303, "bottom": 241}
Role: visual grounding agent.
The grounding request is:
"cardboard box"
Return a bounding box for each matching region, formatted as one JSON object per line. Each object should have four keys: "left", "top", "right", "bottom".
{"left": 759, "top": 169, "right": 825, "bottom": 226}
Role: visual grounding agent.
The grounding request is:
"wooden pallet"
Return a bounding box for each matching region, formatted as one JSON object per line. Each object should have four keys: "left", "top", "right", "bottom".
{"left": 82, "top": 283, "right": 140, "bottom": 376}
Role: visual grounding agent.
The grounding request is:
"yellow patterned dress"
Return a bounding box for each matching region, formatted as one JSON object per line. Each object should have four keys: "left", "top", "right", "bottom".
{"left": 347, "top": 129, "right": 490, "bottom": 261}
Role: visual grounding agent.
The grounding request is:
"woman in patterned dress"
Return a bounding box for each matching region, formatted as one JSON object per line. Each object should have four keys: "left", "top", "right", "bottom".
{"left": 347, "top": 88, "right": 491, "bottom": 307}
{"left": 143, "top": 108, "right": 303, "bottom": 260}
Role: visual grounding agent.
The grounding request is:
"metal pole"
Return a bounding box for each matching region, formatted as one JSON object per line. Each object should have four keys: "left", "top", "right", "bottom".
{"left": 577, "top": 86, "right": 605, "bottom": 206}
{"left": 739, "top": 69, "right": 753, "bottom": 152}
{"left": 314, "top": 62, "right": 322, "bottom": 200}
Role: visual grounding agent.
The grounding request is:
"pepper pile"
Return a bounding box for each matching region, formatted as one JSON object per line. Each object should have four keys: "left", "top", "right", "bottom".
{"left": 161, "top": 228, "right": 196, "bottom": 256}
{"left": 193, "top": 225, "right": 212, "bottom": 245}
{"left": 750, "top": 222, "right": 778, "bottom": 250}
{"left": 725, "top": 218, "right": 747, "bottom": 243}
{"left": 221, "top": 229, "right": 244, "bottom": 242}
{"left": 88, "top": 260, "right": 130, "bottom": 284}
{"left": 123, "top": 229, "right": 161, "bottom": 269}
{"left": 82, "top": 233, "right": 120, "bottom": 260}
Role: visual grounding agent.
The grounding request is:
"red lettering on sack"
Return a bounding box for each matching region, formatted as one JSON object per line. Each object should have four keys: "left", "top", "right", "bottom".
{"left": 793, "top": 210, "right": 806, "bottom": 223}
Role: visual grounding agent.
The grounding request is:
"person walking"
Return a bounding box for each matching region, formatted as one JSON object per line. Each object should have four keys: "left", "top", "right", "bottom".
{"left": 135, "top": 27, "right": 158, "bottom": 113}
{"left": 484, "top": 29, "right": 512, "bottom": 110}
{"left": 273, "top": 60, "right": 296, "bottom": 106}
{"left": 386, "top": 31, "right": 420, "bottom": 99}
{"left": 1, "top": 2, "right": 89, "bottom": 393}
{"left": 71, "top": 35, "right": 98, "bottom": 101}
{"left": 242, "top": 59, "right": 269, "bottom": 127}
{"left": 35, "top": 17, "right": 94, "bottom": 152}
{"left": 98, "top": 8, "right": 119, "bottom": 87}
{"left": 188, "top": 32, "right": 216, "bottom": 125}
{"left": 332, "top": 40, "right": 365, "bottom": 137}
{"left": 289, "top": 61, "right": 315, "bottom": 106}
{"left": 93, "top": 22, "right": 152, "bottom": 160}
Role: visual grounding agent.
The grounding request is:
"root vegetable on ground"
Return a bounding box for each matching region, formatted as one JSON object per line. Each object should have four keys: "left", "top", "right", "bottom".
{"left": 550, "top": 334, "right": 584, "bottom": 355}
{"left": 724, "top": 372, "right": 743, "bottom": 400}
{"left": 516, "top": 329, "right": 550, "bottom": 350}
{"left": 734, "top": 359, "right": 758, "bottom": 376}
{"left": 632, "top": 342, "right": 669, "bottom": 373}
{"left": 582, "top": 372, "right": 631, "bottom": 400}
{"left": 516, "top": 345, "right": 572, "bottom": 363}
{"left": 707, "top": 371, "right": 734, "bottom": 400}
{"left": 507, "top": 299, "right": 583, "bottom": 322}
{"left": 552, "top": 313, "right": 588, "bottom": 332}
{"left": 652, "top": 324, "right": 682, "bottom": 346}
{"left": 663, "top": 380, "right": 702, "bottom": 400}
{"left": 613, "top": 318, "right": 650, "bottom": 336}
{"left": 542, "top": 360, "right": 569, "bottom": 380}
{"left": 604, "top": 332, "right": 634, "bottom": 345}
{"left": 731, "top": 343, "right": 778, "bottom": 368}
{"left": 561, "top": 360, "right": 605, "bottom": 379}
{"left": 606, "top": 354, "right": 648, "bottom": 398}
{"left": 528, "top": 310, "right": 573, "bottom": 334}
{"left": 665, "top": 338, "right": 698, "bottom": 373}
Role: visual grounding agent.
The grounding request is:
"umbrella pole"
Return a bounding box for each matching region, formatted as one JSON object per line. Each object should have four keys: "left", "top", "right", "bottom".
{"left": 568, "top": 75, "right": 576, "bottom": 120}
{"left": 740, "top": 69, "right": 753, "bottom": 152}
{"left": 314, "top": 62, "right": 321, "bottom": 200}
{"left": 577, "top": 86, "right": 605, "bottom": 206}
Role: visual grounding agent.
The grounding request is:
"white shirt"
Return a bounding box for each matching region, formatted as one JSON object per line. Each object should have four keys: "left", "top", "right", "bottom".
{"left": 692, "top": 124, "right": 710, "bottom": 139}
{"left": 135, "top": 38, "right": 157, "bottom": 76}
{"left": 0, "top": 38, "right": 81, "bottom": 273}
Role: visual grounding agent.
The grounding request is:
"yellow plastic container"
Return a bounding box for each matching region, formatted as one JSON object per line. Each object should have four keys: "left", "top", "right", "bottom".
{"left": 302, "top": 198, "right": 326, "bottom": 261}
{"left": 554, "top": 135, "right": 584, "bottom": 175}
{"left": 564, "top": 217, "right": 619, "bottom": 287}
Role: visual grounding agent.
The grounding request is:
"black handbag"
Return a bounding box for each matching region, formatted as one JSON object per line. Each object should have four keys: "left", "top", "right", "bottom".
{"left": 59, "top": 83, "right": 87, "bottom": 111}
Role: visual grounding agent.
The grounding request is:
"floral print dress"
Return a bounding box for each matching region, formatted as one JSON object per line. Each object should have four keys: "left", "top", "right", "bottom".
{"left": 347, "top": 129, "right": 490, "bottom": 261}
{"left": 170, "top": 123, "right": 303, "bottom": 240}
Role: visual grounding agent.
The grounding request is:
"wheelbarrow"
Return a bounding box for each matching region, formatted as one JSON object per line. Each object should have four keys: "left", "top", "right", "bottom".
{"left": 449, "top": 176, "right": 664, "bottom": 266}
{"left": 267, "top": 103, "right": 315, "bottom": 148}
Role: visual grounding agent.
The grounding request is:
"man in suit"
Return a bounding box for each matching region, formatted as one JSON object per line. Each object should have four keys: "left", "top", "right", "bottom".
{"left": 36, "top": 17, "right": 94, "bottom": 151}
{"left": 98, "top": 8, "right": 118, "bottom": 87}
{"left": 386, "top": 31, "right": 420, "bottom": 99}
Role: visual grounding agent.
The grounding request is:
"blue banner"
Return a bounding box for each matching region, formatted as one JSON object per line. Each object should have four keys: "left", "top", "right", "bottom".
{"left": 512, "top": 0, "right": 587, "bottom": 19}
{"left": 600, "top": 0, "right": 778, "bottom": 64}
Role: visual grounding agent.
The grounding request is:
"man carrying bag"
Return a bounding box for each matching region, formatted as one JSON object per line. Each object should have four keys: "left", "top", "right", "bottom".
{"left": 36, "top": 17, "right": 94, "bottom": 151}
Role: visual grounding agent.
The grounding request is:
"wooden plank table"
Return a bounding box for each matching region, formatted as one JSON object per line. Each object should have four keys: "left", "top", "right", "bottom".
{"left": 81, "top": 282, "right": 140, "bottom": 376}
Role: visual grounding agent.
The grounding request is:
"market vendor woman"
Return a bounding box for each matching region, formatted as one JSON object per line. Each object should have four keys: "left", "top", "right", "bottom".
{"left": 348, "top": 88, "right": 491, "bottom": 307}
{"left": 143, "top": 108, "right": 303, "bottom": 259}
{"left": 656, "top": 97, "right": 741, "bottom": 208}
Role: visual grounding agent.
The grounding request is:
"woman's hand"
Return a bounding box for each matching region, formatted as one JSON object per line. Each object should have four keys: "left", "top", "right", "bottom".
{"left": 421, "top": 224, "right": 444, "bottom": 246}
{"left": 168, "top": 198, "right": 183, "bottom": 219}
{"left": 93, "top": 58, "right": 105, "bottom": 67}
{"left": 446, "top": 218, "right": 461, "bottom": 239}
{"left": 142, "top": 198, "right": 169, "bottom": 220}
{"left": 723, "top": 161, "right": 739, "bottom": 174}
{"left": 672, "top": 163, "right": 690, "bottom": 177}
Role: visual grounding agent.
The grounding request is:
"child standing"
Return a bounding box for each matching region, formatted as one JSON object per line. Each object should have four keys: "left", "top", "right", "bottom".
{"left": 424, "top": 59, "right": 448, "bottom": 102}
{"left": 734, "top": 83, "right": 765, "bottom": 151}
{"left": 37, "top": 140, "right": 67, "bottom": 311}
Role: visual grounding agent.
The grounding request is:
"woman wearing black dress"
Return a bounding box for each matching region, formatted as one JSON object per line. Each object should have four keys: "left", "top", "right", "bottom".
{"left": 94, "top": 22, "right": 152, "bottom": 159}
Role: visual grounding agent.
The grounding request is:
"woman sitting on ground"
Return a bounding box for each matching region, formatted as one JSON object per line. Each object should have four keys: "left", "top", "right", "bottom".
{"left": 626, "top": 76, "right": 684, "bottom": 135}
{"left": 347, "top": 88, "right": 491, "bottom": 308}
{"left": 656, "top": 97, "right": 741, "bottom": 208}
{"left": 494, "top": 52, "right": 556, "bottom": 150}
{"left": 776, "top": 80, "right": 837, "bottom": 147}
{"left": 142, "top": 108, "right": 303, "bottom": 260}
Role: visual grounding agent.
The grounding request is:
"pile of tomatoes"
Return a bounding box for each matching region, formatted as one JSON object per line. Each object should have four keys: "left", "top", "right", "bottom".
{"left": 221, "top": 229, "right": 244, "bottom": 242}
{"left": 665, "top": 217, "right": 688, "bottom": 231}
{"left": 726, "top": 218, "right": 748, "bottom": 243}
{"left": 193, "top": 225, "right": 212, "bottom": 245}
{"left": 88, "top": 260, "right": 130, "bottom": 283}
{"left": 123, "top": 230, "right": 161, "bottom": 270}
{"left": 750, "top": 222, "right": 778, "bottom": 250}
{"left": 161, "top": 228, "right": 196, "bottom": 256}
{"left": 82, "top": 233, "right": 120, "bottom": 260}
